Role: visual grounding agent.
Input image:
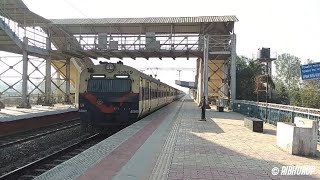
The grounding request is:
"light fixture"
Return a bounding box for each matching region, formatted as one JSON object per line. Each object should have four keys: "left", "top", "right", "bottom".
{"left": 115, "top": 75, "right": 129, "bottom": 79}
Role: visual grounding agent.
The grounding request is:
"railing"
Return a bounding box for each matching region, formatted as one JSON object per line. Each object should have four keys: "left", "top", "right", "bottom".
{"left": 233, "top": 100, "right": 320, "bottom": 143}
{"left": 0, "top": 6, "right": 24, "bottom": 43}
{"left": 0, "top": 94, "right": 75, "bottom": 107}
{"left": 65, "top": 34, "right": 231, "bottom": 52}
{"left": 0, "top": 7, "right": 48, "bottom": 49}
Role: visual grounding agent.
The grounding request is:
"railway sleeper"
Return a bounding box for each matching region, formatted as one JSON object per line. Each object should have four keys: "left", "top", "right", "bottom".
{"left": 68, "top": 152, "right": 81, "bottom": 156}
{"left": 53, "top": 159, "right": 65, "bottom": 163}
{"left": 61, "top": 155, "right": 74, "bottom": 159}
{"left": 34, "top": 168, "right": 47, "bottom": 173}
{"left": 44, "top": 163, "right": 58, "bottom": 168}
{"left": 76, "top": 148, "right": 88, "bottom": 152}
{"left": 18, "top": 175, "right": 37, "bottom": 179}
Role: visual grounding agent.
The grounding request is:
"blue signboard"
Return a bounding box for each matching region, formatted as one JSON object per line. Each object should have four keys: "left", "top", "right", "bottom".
{"left": 300, "top": 62, "right": 320, "bottom": 80}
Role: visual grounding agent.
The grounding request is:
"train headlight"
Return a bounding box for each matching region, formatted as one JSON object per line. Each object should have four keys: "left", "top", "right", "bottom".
{"left": 105, "top": 63, "right": 115, "bottom": 72}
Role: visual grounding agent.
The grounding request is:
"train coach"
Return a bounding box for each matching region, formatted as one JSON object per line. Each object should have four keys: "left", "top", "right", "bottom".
{"left": 79, "top": 61, "right": 184, "bottom": 132}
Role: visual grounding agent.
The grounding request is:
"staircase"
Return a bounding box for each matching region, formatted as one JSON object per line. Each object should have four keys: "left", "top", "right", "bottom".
{"left": 0, "top": 15, "right": 23, "bottom": 50}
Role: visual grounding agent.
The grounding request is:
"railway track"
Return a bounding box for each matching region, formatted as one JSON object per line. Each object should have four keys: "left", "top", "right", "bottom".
{"left": 0, "top": 118, "right": 80, "bottom": 148}
{"left": 0, "top": 133, "right": 107, "bottom": 180}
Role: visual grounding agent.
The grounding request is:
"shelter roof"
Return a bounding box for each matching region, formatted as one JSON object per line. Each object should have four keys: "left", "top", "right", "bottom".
{"left": 49, "top": 16, "right": 238, "bottom": 35}
{"left": 50, "top": 16, "right": 238, "bottom": 24}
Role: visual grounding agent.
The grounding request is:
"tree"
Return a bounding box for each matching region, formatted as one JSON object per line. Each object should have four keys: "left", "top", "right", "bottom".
{"left": 236, "top": 56, "right": 275, "bottom": 101}
{"left": 273, "top": 78, "right": 290, "bottom": 104}
{"left": 289, "top": 87, "right": 302, "bottom": 106}
{"left": 236, "top": 56, "right": 257, "bottom": 100}
{"left": 274, "top": 53, "right": 301, "bottom": 90}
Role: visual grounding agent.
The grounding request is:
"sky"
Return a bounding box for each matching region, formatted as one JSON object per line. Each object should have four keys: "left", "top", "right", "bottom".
{"left": 21, "top": 0, "right": 320, "bottom": 61}
{"left": 1, "top": 0, "right": 320, "bottom": 92}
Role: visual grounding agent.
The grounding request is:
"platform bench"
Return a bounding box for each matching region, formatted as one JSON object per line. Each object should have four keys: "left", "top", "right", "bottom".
{"left": 244, "top": 117, "right": 263, "bottom": 132}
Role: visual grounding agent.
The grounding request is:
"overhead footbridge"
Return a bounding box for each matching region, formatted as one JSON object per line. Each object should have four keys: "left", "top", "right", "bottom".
{"left": 0, "top": 0, "right": 238, "bottom": 108}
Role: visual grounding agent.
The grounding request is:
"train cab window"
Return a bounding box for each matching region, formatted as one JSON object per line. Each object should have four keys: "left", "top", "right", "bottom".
{"left": 88, "top": 79, "right": 131, "bottom": 93}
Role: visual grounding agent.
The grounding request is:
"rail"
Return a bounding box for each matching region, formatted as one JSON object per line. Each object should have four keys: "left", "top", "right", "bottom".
{"left": 0, "top": 133, "right": 102, "bottom": 180}
{"left": 0, "top": 118, "right": 80, "bottom": 148}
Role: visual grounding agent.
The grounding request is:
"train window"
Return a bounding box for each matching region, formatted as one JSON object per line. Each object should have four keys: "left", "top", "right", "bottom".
{"left": 141, "top": 87, "right": 144, "bottom": 100}
{"left": 88, "top": 79, "right": 131, "bottom": 93}
{"left": 152, "top": 90, "right": 155, "bottom": 99}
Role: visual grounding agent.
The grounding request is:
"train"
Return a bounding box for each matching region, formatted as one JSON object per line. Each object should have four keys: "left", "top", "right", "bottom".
{"left": 78, "top": 61, "right": 185, "bottom": 132}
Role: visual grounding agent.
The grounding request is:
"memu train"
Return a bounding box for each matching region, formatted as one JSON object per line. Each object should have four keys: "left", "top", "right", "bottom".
{"left": 78, "top": 61, "right": 184, "bottom": 132}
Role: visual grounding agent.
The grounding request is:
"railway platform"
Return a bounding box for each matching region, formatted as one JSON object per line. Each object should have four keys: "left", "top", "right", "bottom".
{"left": 0, "top": 104, "right": 77, "bottom": 122}
{"left": 34, "top": 96, "right": 320, "bottom": 180}
{"left": 0, "top": 104, "right": 78, "bottom": 137}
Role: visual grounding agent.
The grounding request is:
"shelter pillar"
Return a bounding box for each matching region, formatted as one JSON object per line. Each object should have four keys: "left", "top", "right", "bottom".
{"left": 44, "top": 37, "right": 52, "bottom": 105}
{"left": 56, "top": 71, "right": 62, "bottom": 103}
{"left": 203, "top": 35, "right": 209, "bottom": 108}
{"left": 196, "top": 58, "right": 203, "bottom": 105}
{"left": 75, "top": 70, "right": 80, "bottom": 105}
{"left": 223, "top": 61, "right": 229, "bottom": 98}
{"left": 65, "top": 59, "right": 71, "bottom": 104}
{"left": 230, "top": 33, "right": 237, "bottom": 105}
{"left": 18, "top": 37, "right": 31, "bottom": 108}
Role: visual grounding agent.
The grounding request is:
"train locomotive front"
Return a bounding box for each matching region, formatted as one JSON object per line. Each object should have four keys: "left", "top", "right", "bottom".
{"left": 79, "top": 62, "right": 140, "bottom": 132}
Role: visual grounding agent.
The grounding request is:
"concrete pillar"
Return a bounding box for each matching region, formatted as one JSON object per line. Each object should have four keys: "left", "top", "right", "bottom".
{"left": 230, "top": 34, "right": 237, "bottom": 105}
{"left": 75, "top": 71, "right": 80, "bottom": 106}
{"left": 203, "top": 35, "right": 209, "bottom": 107}
{"left": 196, "top": 58, "right": 203, "bottom": 105}
{"left": 194, "top": 60, "right": 199, "bottom": 101}
{"left": 223, "top": 61, "right": 229, "bottom": 98}
{"left": 44, "top": 37, "right": 52, "bottom": 105}
{"left": 56, "top": 71, "right": 62, "bottom": 103}
{"left": 70, "top": 57, "right": 82, "bottom": 106}
{"left": 18, "top": 36, "right": 31, "bottom": 108}
{"left": 65, "top": 59, "right": 71, "bottom": 103}
{"left": 268, "top": 61, "right": 272, "bottom": 99}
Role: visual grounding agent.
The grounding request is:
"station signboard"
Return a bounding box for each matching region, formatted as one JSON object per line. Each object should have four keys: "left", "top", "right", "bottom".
{"left": 300, "top": 62, "right": 320, "bottom": 80}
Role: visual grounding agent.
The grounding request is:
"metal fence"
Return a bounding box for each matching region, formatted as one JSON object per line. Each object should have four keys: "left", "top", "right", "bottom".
{"left": 0, "top": 94, "right": 75, "bottom": 107}
{"left": 233, "top": 100, "right": 320, "bottom": 144}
